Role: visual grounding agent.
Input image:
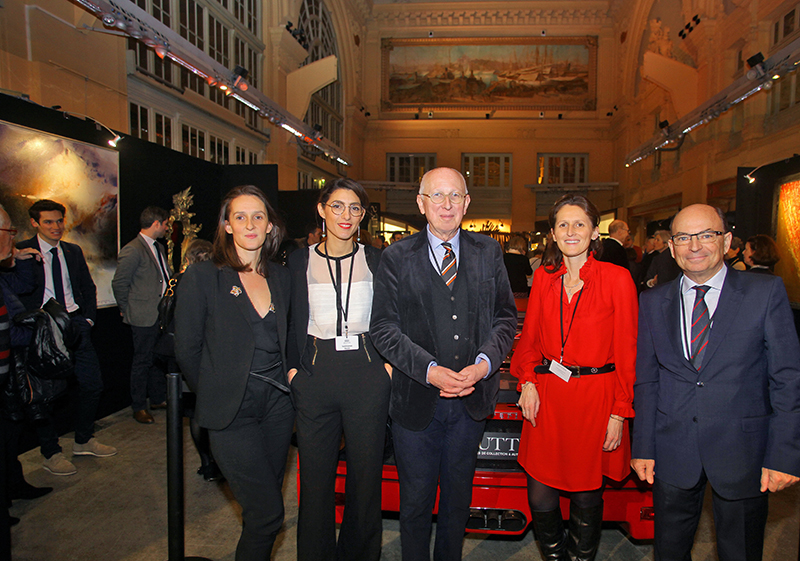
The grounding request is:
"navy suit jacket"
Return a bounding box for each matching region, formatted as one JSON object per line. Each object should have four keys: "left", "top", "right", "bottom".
{"left": 632, "top": 267, "right": 800, "bottom": 499}
{"left": 369, "top": 230, "right": 517, "bottom": 431}
{"left": 16, "top": 236, "right": 98, "bottom": 323}
{"left": 174, "top": 260, "right": 291, "bottom": 430}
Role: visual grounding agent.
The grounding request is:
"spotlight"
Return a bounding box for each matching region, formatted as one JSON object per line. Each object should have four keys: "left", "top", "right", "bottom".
{"left": 232, "top": 65, "right": 249, "bottom": 91}
{"left": 155, "top": 45, "right": 168, "bottom": 59}
{"left": 659, "top": 119, "right": 670, "bottom": 129}
{"left": 108, "top": 135, "right": 122, "bottom": 148}
{"left": 746, "top": 53, "right": 765, "bottom": 69}
{"left": 207, "top": 76, "right": 218, "bottom": 87}
{"left": 746, "top": 174, "right": 755, "bottom": 183}
{"left": 101, "top": 13, "right": 115, "bottom": 26}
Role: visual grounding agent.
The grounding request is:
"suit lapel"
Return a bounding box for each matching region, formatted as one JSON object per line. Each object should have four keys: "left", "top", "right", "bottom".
{"left": 222, "top": 268, "right": 253, "bottom": 326}
{"left": 410, "top": 233, "right": 437, "bottom": 342}
{"left": 700, "top": 270, "right": 742, "bottom": 369}
{"left": 267, "top": 269, "right": 287, "bottom": 353}
{"left": 660, "top": 277, "right": 696, "bottom": 374}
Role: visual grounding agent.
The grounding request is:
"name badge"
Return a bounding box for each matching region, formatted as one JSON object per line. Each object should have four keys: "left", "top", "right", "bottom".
{"left": 549, "top": 360, "right": 572, "bottom": 383}
{"left": 335, "top": 335, "right": 359, "bottom": 352}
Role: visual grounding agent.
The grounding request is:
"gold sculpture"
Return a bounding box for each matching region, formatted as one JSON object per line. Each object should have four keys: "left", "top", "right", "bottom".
{"left": 166, "top": 187, "right": 202, "bottom": 268}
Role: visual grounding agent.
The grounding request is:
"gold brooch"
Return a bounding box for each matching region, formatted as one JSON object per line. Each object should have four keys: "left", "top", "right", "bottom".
{"left": 230, "top": 285, "right": 242, "bottom": 297}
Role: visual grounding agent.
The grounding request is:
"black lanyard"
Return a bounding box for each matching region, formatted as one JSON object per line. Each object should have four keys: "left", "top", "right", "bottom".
{"left": 324, "top": 242, "right": 357, "bottom": 337}
{"left": 426, "top": 236, "right": 455, "bottom": 274}
{"left": 559, "top": 276, "right": 585, "bottom": 363}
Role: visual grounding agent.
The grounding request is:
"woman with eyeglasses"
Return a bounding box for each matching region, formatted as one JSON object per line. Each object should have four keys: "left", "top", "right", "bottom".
{"left": 511, "top": 194, "right": 638, "bottom": 561}
{"left": 287, "top": 178, "right": 390, "bottom": 561}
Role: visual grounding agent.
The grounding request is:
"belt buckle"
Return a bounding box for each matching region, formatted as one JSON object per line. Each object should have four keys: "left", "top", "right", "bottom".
{"left": 573, "top": 366, "right": 581, "bottom": 378}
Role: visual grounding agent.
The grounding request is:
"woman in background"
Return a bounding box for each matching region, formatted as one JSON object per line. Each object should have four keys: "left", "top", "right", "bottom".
{"left": 743, "top": 234, "right": 780, "bottom": 274}
{"left": 503, "top": 235, "right": 533, "bottom": 297}
{"left": 512, "top": 194, "right": 638, "bottom": 561}
{"left": 287, "top": 178, "right": 389, "bottom": 561}
{"left": 175, "top": 185, "right": 293, "bottom": 561}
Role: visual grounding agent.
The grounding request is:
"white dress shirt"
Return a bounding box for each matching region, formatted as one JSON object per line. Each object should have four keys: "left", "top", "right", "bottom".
{"left": 679, "top": 266, "right": 727, "bottom": 360}
{"left": 38, "top": 235, "right": 79, "bottom": 314}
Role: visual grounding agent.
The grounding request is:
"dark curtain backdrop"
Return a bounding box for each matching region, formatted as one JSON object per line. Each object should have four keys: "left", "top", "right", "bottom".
{"left": 0, "top": 94, "right": 279, "bottom": 448}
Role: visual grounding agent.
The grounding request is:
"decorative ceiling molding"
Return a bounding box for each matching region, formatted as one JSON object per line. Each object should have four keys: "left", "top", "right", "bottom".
{"left": 372, "top": 4, "right": 613, "bottom": 28}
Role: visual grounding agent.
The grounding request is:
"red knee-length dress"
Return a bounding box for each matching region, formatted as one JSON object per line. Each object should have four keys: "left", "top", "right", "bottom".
{"left": 511, "top": 256, "right": 638, "bottom": 491}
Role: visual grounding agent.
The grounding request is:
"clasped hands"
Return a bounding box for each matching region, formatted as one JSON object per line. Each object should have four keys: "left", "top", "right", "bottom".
{"left": 430, "top": 361, "right": 488, "bottom": 398}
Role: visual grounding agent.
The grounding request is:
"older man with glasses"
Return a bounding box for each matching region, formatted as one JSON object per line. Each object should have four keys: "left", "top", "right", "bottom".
{"left": 631, "top": 204, "right": 800, "bottom": 561}
{"left": 370, "top": 167, "right": 516, "bottom": 561}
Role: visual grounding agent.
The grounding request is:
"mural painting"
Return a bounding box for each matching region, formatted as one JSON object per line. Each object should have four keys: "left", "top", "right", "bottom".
{"left": 382, "top": 36, "right": 597, "bottom": 111}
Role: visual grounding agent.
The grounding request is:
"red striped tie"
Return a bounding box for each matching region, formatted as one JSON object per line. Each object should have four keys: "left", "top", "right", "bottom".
{"left": 441, "top": 242, "right": 457, "bottom": 289}
{"left": 690, "top": 285, "right": 710, "bottom": 369}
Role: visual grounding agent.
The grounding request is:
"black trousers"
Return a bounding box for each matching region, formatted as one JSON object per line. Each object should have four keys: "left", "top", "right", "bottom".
{"left": 39, "top": 315, "right": 104, "bottom": 456}
{"left": 208, "top": 376, "right": 294, "bottom": 561}
{"left": 293, "top": 335, "right": 391, "bottom": 561}
{"left": 130, "top": 323, "right": 167, "bottom": 411}
{"left": 653, "top": 473, "right": 769, "bottom": 561}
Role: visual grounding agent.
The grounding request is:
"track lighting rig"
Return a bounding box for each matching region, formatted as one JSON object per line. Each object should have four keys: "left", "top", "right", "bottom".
{"left": 624, "top": 36, "right": 800, "bottom": 168}
{"left": 72, "top": 0, "right": 351, "bottom": 166}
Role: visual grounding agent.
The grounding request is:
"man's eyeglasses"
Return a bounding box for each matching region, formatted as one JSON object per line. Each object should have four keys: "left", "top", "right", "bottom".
{"left": 0, "top": 228, "right": 17, "bottom": 236}
{"left": 670, "top": 230, "right": 723, "bottom": 246}
{"left": 325, "top": 201, "right": 365, "bottom": 217}
{"left": 419, "top": 192, "right": 467, "bottom": 205}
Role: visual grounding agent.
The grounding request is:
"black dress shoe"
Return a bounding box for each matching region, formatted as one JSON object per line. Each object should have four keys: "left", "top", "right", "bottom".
{"left": 133, "top": 410, "right": 155, "bottom": 424}
{"left": 198, "top": 463, "right": 224, "bottom": 482}
{"left": 9, "top": 483, "right": 53, "bottom": 501}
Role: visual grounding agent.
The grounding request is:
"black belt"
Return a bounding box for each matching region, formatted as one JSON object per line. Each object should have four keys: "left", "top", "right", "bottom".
{"left": 533, "top": 358, "right": 615, "bottom": 378}
{"left": 68, "top": 309, "right": 82, "bottom": 318}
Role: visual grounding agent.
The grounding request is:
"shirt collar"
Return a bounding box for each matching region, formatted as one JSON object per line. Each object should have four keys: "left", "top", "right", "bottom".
{"left": 37, "top": 235, "right": 59, "bottom": 253}
{"left": 426, "top": 225, "right": 460, "bottom": 253}
{"left": 139, "top": 232, "right": 156, "bottom": 245}
{"left": 681, "top": 264, "right": 727, "bottom": 295}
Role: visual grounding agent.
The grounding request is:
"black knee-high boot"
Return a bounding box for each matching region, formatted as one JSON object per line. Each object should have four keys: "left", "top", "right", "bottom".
{"left": 532, "top": 509, "right": 569, "bottom": 561}
{"left": 567, "top": 501, "right": 604, "bottom": 561}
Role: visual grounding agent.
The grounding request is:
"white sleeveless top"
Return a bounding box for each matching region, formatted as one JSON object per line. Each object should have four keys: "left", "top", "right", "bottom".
{"left": 306, "top": 243, "right": 373, "bottom": 339}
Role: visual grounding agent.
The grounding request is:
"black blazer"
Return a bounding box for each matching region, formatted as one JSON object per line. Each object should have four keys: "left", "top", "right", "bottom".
{"left": 174, "top": 260, "right": 292, "bottom": 430}
{"left": 286, "top": 243, "right": 382, "bottom": 372}
{"left": 633, "top": 267, "right": 800, "bottom": 499}
{"left": 16, "top": 236, "right": 98, "bottom": 323}
{"left": 370, "top": 230, "right": 517, "bottom": 431}
{"left": 598, "top": 237, "right": 629, "bottom": 271}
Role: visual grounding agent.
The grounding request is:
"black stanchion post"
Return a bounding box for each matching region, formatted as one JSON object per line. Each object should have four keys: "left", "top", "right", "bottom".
{"left": 166, "top": 372, "right": 212, "bottom": 561}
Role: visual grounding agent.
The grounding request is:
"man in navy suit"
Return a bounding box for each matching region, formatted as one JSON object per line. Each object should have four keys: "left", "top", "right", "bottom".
{"left": 370, "top": 167, "right": 516, "bottom": 561}
{"left": 17, "top": 200, "right": 117, "bottom": 476}
{"left": 631, "top": 204, "right": 800, "bottom": 561}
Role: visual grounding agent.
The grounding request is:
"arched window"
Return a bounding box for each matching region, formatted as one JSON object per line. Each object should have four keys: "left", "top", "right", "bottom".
{"left": 297, "top": 0, "right": 343, "bottom": 150}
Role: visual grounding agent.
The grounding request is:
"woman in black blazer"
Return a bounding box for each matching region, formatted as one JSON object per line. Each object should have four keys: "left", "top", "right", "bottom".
{"left": 175, "top": 185, "right": 293, "bottom": 561}
{"left": 287, "top": 179, "right": 389, "bottom": 561}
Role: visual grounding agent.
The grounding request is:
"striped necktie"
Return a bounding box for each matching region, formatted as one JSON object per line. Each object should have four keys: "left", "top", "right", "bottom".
{"left": 441, "top": 242, "right": 457, "bottom": 289}
{"left": 690, "top": 285, "right": 710, "bottom": 369}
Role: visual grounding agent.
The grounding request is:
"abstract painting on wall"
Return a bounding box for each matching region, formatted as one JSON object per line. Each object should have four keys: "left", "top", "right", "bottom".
{"left": 776, "top": 179, "right": 800, "bottom": 305}
{"left": 381, "top": 36, "right": 598, "bottom": 112}
{"left": 0, "top": 120, "right": 119, "bottom": 307}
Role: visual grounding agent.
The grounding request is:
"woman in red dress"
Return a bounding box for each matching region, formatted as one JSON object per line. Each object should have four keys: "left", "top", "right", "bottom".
{"left": 511, "top": 194, "right": 637, "bottom": 561}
